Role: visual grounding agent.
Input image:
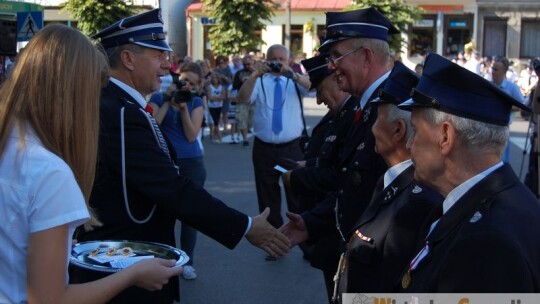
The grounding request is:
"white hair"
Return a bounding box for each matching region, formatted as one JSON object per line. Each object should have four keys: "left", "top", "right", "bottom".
{"left": 423, "top": 108, "right": 508, "bottom": 156}
{"left": 350, "top": 37, "right": 390, "bottom": 65}
{"left": 386, "top": 104, "right": 413, "bottom": 140}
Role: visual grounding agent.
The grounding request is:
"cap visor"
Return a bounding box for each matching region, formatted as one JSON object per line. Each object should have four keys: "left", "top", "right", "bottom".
{"left": 318, "top": 37, "right": 351, "bottom": 53}
{"left": 397, "top": 98, "right": 416, "bottom": 110}
{"left": 135, "top": 40, "right": 173, "bottom": 52}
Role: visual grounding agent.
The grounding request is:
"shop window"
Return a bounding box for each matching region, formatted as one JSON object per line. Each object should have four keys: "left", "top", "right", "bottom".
{"left": 409, "top": 15, "right": 436, "bottom": 57}
{"left": 520, "top": 19, "right": 540, "bottom": 58}
{"left": 444, "top": 14, "right": 473, "bottom": 57}
{"left": 282, "top": 25, "right": 303, "bottom": 54}
{"left": 483, "top": 18, "right": 507, "bottom": 57}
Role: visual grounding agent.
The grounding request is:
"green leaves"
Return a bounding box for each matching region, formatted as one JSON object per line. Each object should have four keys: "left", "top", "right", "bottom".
{"left": 201, "top": 0, "right": 275, "bottom": 55}
{"left": 348, "top": 0, "right": 424, "bottom": 52}
{"left": 61, "top": 0, "right": 135, "bottom": 36}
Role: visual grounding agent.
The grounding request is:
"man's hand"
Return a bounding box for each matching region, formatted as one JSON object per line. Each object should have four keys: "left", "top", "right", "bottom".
{"left": 245, "top": 208, "right": 291, "bottom": 258}
{"left": 279, "top": 211, "right": 309, "bottom": 247}
{"left": 282, "top": 170, "right": 292, "bottom": 189}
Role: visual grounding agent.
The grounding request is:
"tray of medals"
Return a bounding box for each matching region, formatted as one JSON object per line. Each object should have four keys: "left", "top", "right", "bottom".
{"left": 70, "top": 240, "right": 189, "bottom": 273}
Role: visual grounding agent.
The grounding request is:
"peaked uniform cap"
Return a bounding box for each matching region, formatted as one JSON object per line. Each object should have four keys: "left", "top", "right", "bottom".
{"left": 398, "top": 53, "right": 531, "bottom": 126}
{"left": 319, "top": 7, "right": 399, "bottom": 53}
{"left": 301, "top": 54, "right": 333, "bottom": 90}
{"left": 92, "top": 9, "right": 172, "bottom": 52}
{"left": 372, "top": 61, "right": 419, "bottom": 105}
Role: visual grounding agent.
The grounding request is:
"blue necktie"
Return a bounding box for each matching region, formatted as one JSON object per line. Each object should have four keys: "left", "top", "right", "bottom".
{"left": 272, "top": 77, "right": 283, "bottom": 134}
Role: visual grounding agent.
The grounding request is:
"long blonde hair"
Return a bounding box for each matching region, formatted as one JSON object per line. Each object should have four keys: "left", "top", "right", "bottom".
{"left": 0, "top": 24, "right": 107, "bottom": 227}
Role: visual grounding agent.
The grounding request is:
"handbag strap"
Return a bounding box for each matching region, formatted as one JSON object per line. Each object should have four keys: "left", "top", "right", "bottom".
{"left": 259, "top": 75, "right": 307, "bottom": 134}
{"left": 293, "top": 80, "right": 308, "bottom": 135}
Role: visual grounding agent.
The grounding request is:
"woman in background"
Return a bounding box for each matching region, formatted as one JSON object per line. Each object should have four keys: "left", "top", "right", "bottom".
{"left": 149, "top": 62, "right": 207, "bottom": 280}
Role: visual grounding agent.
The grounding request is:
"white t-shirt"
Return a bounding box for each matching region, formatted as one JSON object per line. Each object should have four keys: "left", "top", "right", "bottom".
{"left": 0, "top": 127, "right": 90, "bottom": 303}
{"left": 208, "top": 84, "right": 224, "bottom": 108}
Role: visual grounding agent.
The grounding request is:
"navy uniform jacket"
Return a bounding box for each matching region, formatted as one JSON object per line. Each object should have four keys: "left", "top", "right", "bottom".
{"left": 301, "top": 83, "right": 387, "bottom": 272}
{"left": 400, "top": 164, "right": 540, "bottom": 292}
{"left": 303, "top": 85, "right": 387, "bottom": 242}
{"left": 290, "top": 96, "right": 359, "bottom": 211}
{"left": 74, "top": 82, "right": 249, "bottom": 303}
{"left": 342, "top": 165, "right": 443, "bottom": 293}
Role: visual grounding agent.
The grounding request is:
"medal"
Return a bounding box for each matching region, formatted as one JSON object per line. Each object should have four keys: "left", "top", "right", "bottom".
{"left": 403, "top": 241, "right": 430, "bottom": 290}
{"left": 401, "top": 270, "right": 411, "bottom": 289}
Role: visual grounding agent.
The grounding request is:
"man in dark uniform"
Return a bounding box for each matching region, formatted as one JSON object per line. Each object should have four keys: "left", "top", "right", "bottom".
{"left": 334, "top": 62, "right": 442, "bottom": 301}
{"left": 72, "top": 9, "right": 290, "bottom": 304}
{"left": 283, "top": 54, "right": 357, "bottom": 213}
{"left": 397, "top": 53, "right": 540, "bottom": 292}
{"left": 280, "top": 8, "right": 398, "bottom": 300}
{"left": 281, "top": 53, "right": 357, "bottom": 287}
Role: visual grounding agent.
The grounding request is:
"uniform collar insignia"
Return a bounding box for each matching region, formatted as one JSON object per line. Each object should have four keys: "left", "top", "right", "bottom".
{"left": 469, "top": 211, "right": 483, "bottom": 223}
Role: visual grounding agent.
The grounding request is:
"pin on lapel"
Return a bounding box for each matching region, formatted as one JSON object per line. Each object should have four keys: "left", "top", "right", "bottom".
{"left": 363, "top": 107, "right": 371, "bottom": 122}
{"left": 384, "top": 186, "right": 399, "bottom": 201}
{"left": 412, "top": 185, "right": 423, "bottom": 194}
{"left": 469, "top": 211, "right": 483, "bottom": 223}
{"left": 357, "top": 142, "right": 365, "bottom": 151}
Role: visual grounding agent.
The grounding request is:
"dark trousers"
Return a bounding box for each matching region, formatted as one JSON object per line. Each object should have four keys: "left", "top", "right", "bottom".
{"left": 252, "top": 137, "right": 304, "bottom": 228}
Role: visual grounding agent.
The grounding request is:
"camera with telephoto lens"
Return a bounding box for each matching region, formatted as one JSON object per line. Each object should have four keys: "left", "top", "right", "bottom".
{"left": 266, "top": 61, "right": 283, "bottom": 73}
{"left": 172, "top": 79, "right": 192, "bottom": 103}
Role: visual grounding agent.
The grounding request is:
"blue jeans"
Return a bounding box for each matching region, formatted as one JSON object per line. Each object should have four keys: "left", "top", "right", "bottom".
{"left": 177, "top": 157, "right": 207, "bottom": 265}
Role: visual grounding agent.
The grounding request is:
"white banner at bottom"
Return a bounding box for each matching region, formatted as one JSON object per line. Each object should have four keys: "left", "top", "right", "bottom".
{"left": 342, "top": 293, "right": 540, "bottom": 304}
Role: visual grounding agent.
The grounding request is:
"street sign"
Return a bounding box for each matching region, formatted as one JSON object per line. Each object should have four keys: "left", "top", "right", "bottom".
{"left": 17, "top": 11, "right": 43, "bottom": 41}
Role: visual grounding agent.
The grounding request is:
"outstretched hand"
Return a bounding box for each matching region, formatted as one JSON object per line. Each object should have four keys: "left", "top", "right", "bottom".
{"left": 245, "top": 208, "right": 291, "bottom": 258}
{"left": 279, "top": 211, "right": 309, "bottom": 247}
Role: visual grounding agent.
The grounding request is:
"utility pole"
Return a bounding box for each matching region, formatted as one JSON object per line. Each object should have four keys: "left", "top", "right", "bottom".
{"left": 284, "top": 0, "right": 291, "bottom": 49}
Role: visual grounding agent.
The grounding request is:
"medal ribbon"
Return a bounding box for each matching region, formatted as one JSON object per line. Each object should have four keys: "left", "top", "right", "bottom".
{"left": 409, "top": 241, "right": 430, "bottom": 271}
{"left": 354, "top": 229, "right": 373, "bottom": 244}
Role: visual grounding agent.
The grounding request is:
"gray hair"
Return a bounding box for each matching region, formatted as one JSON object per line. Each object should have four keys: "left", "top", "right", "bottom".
{"left": 423, "top": 108, "right": 508, "bottom": 156}
{"left": 386, "top": 104, "right": 413, "bottom": 140}
{"left": 105, "top": 43, "right": 145, "bottom": 68}
{"left": 267, "top": 44, "right": 289, "bottom": 60}
{"left": 350, "top": 37, "right": 390, "bottom": 66}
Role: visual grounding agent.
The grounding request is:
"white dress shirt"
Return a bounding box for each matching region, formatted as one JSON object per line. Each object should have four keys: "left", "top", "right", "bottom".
{"left": 249, "top": 74, "right": 309, "bottom": 143}
{"left": 0, "top": 126, "right": 89, "bottom": 303}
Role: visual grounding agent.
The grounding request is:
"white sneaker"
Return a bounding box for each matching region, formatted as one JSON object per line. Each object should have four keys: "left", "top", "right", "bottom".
{"left": 182, "top": 265, "right": 197, "bottom": 280}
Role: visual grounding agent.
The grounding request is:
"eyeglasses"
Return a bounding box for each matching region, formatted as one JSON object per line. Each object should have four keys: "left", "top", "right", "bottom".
{"left": 326, "top": 47, "right": 364, "bottom": 66}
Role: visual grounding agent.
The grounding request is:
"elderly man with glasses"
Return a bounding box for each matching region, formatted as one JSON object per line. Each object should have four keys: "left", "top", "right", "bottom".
{"left": 280, "top": 7, "right": 401, "bottom": 298}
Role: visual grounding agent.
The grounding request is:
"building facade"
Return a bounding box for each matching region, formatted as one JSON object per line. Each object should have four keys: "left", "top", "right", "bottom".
{"left": 2, "top": 0, "right": 539, "bottom": 67}
{"left": 186, "top": 0, "right": 540, "bottom": 70}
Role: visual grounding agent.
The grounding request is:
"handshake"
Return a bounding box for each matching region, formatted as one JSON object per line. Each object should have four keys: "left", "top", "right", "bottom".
{"left": 246, "top": 208, "right": 307, "bottom": 259}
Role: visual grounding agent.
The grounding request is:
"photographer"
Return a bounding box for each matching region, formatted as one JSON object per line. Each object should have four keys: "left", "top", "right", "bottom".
{"left": 148, "top": 62, "right": 206, "bottom": 280}
{"left": 237, "top": 44, "right": 311, "bottom": 238}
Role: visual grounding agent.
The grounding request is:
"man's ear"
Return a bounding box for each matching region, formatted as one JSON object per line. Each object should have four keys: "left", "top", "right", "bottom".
{"left": 393, "top": 119, "right": 407, "bottom": 143}
{"left": 120, "top": 49, "right": 136, "bottom": 71}
{"left": 439, "top": 121, "right": 456, "bottom": 156}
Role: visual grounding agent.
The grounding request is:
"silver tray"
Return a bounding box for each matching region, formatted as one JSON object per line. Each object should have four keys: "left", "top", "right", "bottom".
{"left": 70, "top": 240, "right": 189, "bottom": 273}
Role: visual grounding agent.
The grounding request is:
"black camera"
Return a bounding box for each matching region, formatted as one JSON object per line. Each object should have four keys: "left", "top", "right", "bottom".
{"left": 172, "top": 79, "right": 192, "bottom": 103}
{"left": 266, "top": 61, "right": 283, "bottom": 73}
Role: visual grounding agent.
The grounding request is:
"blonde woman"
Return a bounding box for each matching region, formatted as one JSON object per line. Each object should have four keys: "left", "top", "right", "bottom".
{"left": 0, "top": 24, "right": 182, "bottom": 304}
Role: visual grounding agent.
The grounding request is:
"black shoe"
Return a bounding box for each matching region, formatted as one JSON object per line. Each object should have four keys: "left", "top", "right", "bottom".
{"left": 242, "top": 141, "right": 249, "bottom": 147}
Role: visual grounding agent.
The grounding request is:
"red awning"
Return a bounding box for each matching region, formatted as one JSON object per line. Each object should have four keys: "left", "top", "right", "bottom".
{"left": 186, "top": 0, "right": 351, "bottom": 13}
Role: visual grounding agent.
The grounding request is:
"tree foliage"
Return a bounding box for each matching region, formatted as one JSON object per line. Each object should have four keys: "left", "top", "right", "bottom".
{"left": 201, "top": 0, "right": 277, "bottom": 56}
{"left": 348, "top": 0, "right": 424, "bottom": 52}
{"left": 61, "top": 0, "right": 135, "bottom": 36}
